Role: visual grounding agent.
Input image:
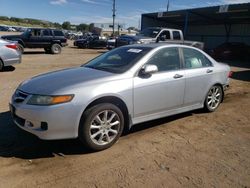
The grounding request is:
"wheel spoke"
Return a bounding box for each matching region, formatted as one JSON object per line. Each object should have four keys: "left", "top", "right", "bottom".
{"left": 95, "top": 115, "right": 103, "bottom": 124}
{"left": 106, "top": 133, "right": 111, "bottom": 143}
{"left": 90, "top": 124, "right": 101, "bottom": 130}
{"left": 107, "top": 113, "right": 116, "bottom": 123}
{"left": 91, "top": 130, "right": 102, "bottom": 139}
{"left": 208, "top": 100, "right": 212, "bottom": 105}
{"left": 109, "top": 129, "right": 118, "bottom": 135}
{"left": 98, "top": 133, "right": 104, "bottom": 143}
{"left": 103, "top": 110, "right": 108, "bottom": 123}
{"left": 110, "top": 121, "right": 119, "bottom": 127}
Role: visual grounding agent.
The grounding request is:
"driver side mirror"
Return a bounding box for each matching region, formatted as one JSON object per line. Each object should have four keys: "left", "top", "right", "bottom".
{"left": 140, "top": 64, "right": 158, "bottom": 77}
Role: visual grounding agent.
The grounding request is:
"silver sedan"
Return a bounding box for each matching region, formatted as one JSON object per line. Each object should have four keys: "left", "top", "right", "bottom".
{"left": 0, "top": 39, "right": 21, "bottom": 71}
{"left": 10, "top": 44, "right": 230, "bottom": 151}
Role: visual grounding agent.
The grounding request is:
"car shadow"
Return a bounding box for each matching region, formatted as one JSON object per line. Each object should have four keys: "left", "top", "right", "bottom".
{"left": 23, "top": 51, "right": 46, "bottom": 55}
{"left": 0, "top": 110, "right": 196, "bottom": 159}
{"left": 0, "top": 66, "right": 15, "bottom": 72}
{"left": 231, "top": 70, "right": 250, "bottom": 82}
{"left": 0, "top": 111, "right": 91, "bottom": 159}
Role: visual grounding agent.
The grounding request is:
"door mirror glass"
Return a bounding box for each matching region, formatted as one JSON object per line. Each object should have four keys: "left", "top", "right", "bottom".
{"left": 141, "top": 64, "right": 158, "bottom": 75}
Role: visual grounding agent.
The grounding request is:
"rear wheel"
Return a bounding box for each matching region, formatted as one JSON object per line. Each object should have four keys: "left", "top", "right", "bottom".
{"left": 50, "top": 43, "right": 62, "bottom": 54}
{"left": 204, "top": 85, "right": 223, "bottom": 112}
{"left": 79, "top": 103, "right": 124, "bottom": 151}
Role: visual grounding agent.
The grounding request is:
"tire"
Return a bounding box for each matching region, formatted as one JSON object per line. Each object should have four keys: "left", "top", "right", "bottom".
{"left": 17, "top": 44, "right": 24, "bottom": 54}
{"left": 0, "top": 59, "right": 4, "bottom": 71}
{"left": 79, "top": 103, "right": 124, "bottom": 151}
{"left": 204, "top": 85, "right": 223, "bottom": 112}
{"left": 50, "top": 43, "right": 62, "bottom": 54}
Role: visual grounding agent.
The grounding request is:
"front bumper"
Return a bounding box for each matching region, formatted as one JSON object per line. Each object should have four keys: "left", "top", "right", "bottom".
{"left": 9, "top": 100, "right": 81, "bottom": 140}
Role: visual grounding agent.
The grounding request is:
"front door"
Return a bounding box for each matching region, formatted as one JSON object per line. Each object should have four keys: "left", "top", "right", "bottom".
{"left": 133, "top": 47, "right": 185, "bottom": 122}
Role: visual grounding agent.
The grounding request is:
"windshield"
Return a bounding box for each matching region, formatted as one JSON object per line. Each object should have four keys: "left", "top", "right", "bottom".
{"left": 138, "top": 28, "right": 161, "bottom": 38}
{"left": 83, "top": 46, "right": 152, "bottom": 74}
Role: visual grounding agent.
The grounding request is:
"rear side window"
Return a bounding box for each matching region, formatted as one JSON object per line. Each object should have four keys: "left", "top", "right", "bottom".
{"left": 146, "top": 47, "right": 180, "bottom": 72}
{"left": 53, "top": 30, "right": 64, "bottom": 36}
{"left": 183, "top": 48, "right": 213, "bottom": 69}
{"left": 173, "top": 31, "right": 181, "bottom": 40}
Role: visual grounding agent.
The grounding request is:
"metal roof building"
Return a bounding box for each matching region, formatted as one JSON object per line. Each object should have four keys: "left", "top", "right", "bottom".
{"left": 141, "top": 3, "right": 250, "bottom": 49}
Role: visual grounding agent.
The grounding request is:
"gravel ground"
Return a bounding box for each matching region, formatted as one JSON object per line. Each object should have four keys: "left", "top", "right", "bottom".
{"left": 0, "top": 32, "right": 250, "bottom": 188}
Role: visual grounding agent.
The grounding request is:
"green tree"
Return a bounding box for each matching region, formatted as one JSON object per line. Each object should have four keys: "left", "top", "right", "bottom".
{"left": 62, "top": 21, "right": 71, "bottom": 30}
{"left": 0, "top": 16, "right": 9, "bottom": 21}
{"left": 76, "top": 23, "right": 89, "bottom": 32}
{"left": 54, "top": 22, "right": 62, "bottom": 29}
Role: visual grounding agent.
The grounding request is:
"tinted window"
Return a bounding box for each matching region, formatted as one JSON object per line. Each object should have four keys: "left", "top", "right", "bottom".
{"left": 146, "top": 47, "right": 180, "bottom": 72}
{"left": 84, "top": 46, "right": 152, "bottom": 74}
{"left": 53, "top": 30, "right": 64, "bottom": 36}
{"left": 159, "top": 30, "right": 170, "bottom": 41}
{"left": 42, "top": 29, "right": 50, "bottom": 36}
{"left": 31, "top": 29, "right": 41, "bottom": 36}
{"left": 183, "top": 48, "right": 212, "bottom": 69}
{"left": 173, "top": 31, "right": 181, "bottom": 40}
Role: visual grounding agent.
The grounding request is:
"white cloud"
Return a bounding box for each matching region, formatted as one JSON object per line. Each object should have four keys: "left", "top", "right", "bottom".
{"left": 81, "top": 0, "right": 110, "bottom": 5}
{"left": 220, "top": 0, "right": 250, "bottom": 4}
{"left": 50, "top": 0, "right": 67, "bottom": 5}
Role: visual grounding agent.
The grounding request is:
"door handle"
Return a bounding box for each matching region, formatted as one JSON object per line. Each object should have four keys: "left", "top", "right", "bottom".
{"left": 206, "top": 69, "right": 213, "bottom": 73}
{"left": 173, "top": 74, "right": 184, "bottom": 79}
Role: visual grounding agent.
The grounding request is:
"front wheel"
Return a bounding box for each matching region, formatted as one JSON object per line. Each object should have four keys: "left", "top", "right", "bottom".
{"left": 204, "top": 85, "right": 223, "bottom": 112}
{"left": 79, "top": 103, "right": 124, "bottom": 151}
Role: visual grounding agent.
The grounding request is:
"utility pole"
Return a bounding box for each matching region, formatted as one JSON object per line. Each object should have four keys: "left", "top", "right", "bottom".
{"left": 167, "top": 0, "right": 170, "bottom": 12}
{"left": 112, "top": 0, "right": 116, "bottom": 36}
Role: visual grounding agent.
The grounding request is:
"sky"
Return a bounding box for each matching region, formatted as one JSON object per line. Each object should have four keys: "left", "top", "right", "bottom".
{"left": 0, "top": 0, "right": 250, "bottom": 28}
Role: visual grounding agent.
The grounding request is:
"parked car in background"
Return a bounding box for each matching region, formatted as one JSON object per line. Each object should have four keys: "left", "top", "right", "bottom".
{"left": 210, "top": 42, "right": 250, "bottom": 60}
{"left": 10, "top": 43, "right": 230, "bottom": 151}
{"left": 74, "top": 35, "right": 107, "bottom": 49}
{"left": 0, "top": 25, "right": 8, "bottom": 31}
{"left": 0, "top": 39, "right": 21, "bottom": 71}
{"left": 1, "top": 28, "right": 67, "bottom": 54}
{"left": 116, "top": 27, "right": 204, "bottom": 50}
{"left": 106, "top": 37, "right": 116, "bottom": 50}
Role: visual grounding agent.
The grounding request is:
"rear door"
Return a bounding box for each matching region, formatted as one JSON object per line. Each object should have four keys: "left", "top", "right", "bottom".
{"left": 133, "top": 47, "right": 185, "bottom": 120}
{"left": 181, "top": 47, "right": 214, "bottom": 106}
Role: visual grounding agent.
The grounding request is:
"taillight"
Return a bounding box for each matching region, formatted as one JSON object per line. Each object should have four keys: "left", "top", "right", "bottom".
{"left": 5, "top": 44, "right": 18, "bottom": 50}
{"left": 228, "top": 71, "right": 233, "bottom": 78}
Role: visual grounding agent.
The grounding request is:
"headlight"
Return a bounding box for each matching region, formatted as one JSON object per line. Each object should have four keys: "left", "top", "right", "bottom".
{"left": 27, "top": 95, "right": 74, "bottom": 105}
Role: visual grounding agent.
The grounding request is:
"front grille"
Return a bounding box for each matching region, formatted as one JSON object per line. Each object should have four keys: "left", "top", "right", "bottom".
{"left": 13, "top": 90, "right": 29, "bottom": 103}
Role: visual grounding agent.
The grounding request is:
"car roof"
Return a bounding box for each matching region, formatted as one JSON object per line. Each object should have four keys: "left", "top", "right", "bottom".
{"left": 125, "top": 43, "right": 198, "bottom": 50}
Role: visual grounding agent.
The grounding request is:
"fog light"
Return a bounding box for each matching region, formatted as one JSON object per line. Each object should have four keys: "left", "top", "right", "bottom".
{"left": 41, "top": 122, "right": 48, "bottom": 131}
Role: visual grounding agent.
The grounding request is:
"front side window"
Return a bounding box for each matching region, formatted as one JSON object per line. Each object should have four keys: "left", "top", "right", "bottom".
{"left": 183, "top": 48, "right": 213, "bottom": 69}
{"left": 159, "top": 30, "right": 171, "bottom": 41}
{"left": 146, "top": 47, "right": 180, "bottom": 72}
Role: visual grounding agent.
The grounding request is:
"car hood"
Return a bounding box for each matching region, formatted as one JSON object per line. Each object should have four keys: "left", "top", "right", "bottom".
{"left": 1, "top": 35, "right": 22, "bottom": 40}
{"left": 18, "top": 67, "right": 115, "bottom": 95}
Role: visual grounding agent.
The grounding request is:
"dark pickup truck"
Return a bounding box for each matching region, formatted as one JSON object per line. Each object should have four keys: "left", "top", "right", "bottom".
{"left": 1, "top": 28, "right": 67, "bottom": 54}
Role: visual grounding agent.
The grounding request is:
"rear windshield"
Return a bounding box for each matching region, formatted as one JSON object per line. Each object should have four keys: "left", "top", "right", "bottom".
{"left": 83, "top": 46, "right": 152, "bottom": 74}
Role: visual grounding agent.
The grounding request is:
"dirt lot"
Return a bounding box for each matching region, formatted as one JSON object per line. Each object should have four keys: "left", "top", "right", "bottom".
{"left": 0, "top": 33, "right": 250, "bottom": 188}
